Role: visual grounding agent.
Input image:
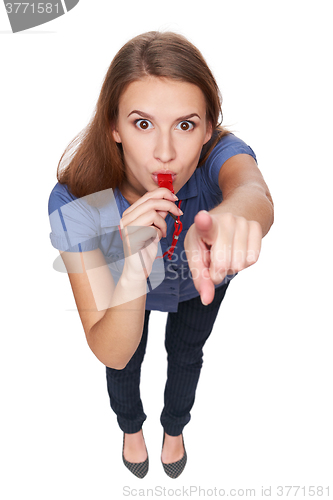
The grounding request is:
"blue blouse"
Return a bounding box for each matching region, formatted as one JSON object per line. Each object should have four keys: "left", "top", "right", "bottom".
{"left": 48, "top": 132, "right": 257, "bottom": 312}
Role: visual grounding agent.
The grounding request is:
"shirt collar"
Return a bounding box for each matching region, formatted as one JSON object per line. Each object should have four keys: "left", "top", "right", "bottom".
{"left": 176, "top": 170, "right": 198, "bottom": 200}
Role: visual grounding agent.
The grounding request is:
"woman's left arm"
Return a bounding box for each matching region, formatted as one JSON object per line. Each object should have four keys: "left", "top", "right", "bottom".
{"left": 184, "top": 154, "right": 274, "bottom": 305}
{"left": 211, "top": 153, "right": 274, "bottom": 236}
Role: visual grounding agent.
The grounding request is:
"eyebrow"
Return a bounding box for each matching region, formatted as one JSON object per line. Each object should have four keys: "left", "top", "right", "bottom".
{"left": 127, "top": 110, "right": 202, "bottom": 121}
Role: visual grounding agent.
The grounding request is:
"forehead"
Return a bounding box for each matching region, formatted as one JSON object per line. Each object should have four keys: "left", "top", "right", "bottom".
{"left": 118, "top": 77, "right": 207, "bottom": 116}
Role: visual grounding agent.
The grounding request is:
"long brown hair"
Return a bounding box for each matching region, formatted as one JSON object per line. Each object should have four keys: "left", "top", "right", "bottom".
{"left": 57, "top": 31, "right": 229, "bottom": 198}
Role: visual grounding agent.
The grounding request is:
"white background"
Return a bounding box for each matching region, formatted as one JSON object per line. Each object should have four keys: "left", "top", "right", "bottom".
{"left": 1, "top": 1, "right": 332, "bottom": 498}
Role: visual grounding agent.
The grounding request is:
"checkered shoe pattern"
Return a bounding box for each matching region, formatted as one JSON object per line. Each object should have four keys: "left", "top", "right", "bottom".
{"left": 122, "top": 433, "right": 149, "bottom": 478}
{"left": 122, "top": 455, "right": 149, "bottom": 478}
{"left": 162, "top": 449, "right": 187, "bottom": 478}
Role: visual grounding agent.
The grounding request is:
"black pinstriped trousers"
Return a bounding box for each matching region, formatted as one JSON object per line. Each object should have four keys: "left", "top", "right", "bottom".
{"left": 105, "top": 282, "right": 229, "bottom": 436}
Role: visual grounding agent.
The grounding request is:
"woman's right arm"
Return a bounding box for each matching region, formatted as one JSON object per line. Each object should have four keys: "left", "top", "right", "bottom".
{"left": 61, "top": 187, "right": 181, "bottom": 370}
{"left": 63, "top": 248, "right": 148, "bottom": 370}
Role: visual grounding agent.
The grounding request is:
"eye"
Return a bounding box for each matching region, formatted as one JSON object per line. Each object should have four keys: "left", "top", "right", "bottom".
{"left": 135, "top": 119, "right": 153, "bottom": 130}
{"left": 176, "top": 121, "right": 195, "bottom": 131}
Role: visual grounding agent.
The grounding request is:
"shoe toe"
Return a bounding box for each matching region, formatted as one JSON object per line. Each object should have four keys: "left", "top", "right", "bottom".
{"left": 122, "top": 455, "right": 149, "bottom": 478}
{"left": 162, "top": 449, "right": 187, "bottom": 478}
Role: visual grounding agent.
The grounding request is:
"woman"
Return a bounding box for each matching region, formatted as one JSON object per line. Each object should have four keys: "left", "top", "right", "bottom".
{"left": 48, "top": 31, "right": 274, "bottom": 478}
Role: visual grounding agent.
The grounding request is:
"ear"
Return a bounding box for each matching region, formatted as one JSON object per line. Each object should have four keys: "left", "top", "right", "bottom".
{"left": 111, "top": 122, "right": 122, "bottom": 143}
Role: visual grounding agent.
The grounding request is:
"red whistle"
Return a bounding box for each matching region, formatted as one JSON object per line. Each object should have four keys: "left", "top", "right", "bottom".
{"left": 157, "top": 174, "right": 183, "bottom": 260}
{"left": 157, "top": 173, "right": 174, "bottom": 194}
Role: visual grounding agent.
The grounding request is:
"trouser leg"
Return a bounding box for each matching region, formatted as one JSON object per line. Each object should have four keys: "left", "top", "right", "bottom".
{"left": 160, "top": 283, "right": 230, "bottom": 436}
{"left": 105, "top": 309, "right": 151, "bottom": 434}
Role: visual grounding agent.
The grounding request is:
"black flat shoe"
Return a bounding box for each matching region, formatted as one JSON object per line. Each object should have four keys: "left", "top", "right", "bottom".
{"left": 161, "top": 431, "right": 187, "bottom": 478}
{"left": 122, "top": 432, "right": 149, "bottom": 478}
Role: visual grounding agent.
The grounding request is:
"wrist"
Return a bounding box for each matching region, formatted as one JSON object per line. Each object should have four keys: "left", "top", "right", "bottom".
{"left": 122, "top": 254, "right": 149, "bottom": 283}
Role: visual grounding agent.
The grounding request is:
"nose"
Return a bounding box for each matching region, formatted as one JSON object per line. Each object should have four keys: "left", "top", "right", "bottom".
{"left": 153, "top": 130, "right": 176, "bottom": 164}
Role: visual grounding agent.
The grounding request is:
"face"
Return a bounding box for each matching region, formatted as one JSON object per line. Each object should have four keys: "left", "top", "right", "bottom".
{"left": 112, "top": 77, "right": 213, "bottom": 204}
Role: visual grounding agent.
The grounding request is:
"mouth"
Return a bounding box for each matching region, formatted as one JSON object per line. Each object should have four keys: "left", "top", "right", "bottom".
{"left": 152, "top": 170, "right": 177, "bottom": 185}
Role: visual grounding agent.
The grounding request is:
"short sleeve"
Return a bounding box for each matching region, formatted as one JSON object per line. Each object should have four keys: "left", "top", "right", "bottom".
{"left": 48, "top": 183, "right": 99, "bottom": 252}
{"left": 204, "top": 133, "right": 257, "bottom": 195}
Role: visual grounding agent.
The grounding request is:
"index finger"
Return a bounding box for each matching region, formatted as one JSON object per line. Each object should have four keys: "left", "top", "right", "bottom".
{"left": 193, "top": 210, "right": 219, "bottom": 247}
